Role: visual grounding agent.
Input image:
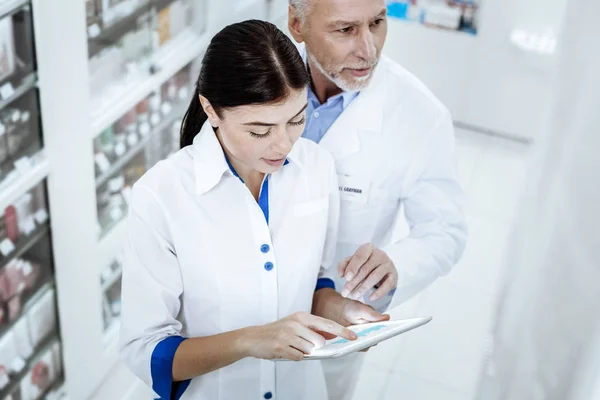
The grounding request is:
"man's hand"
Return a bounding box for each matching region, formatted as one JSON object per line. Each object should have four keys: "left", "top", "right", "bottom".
{"left": 338, "top": 243, "right": 398, "bottom": 302}
{"left": 312, "top": 289, "right": 390, "bottom": 333}
{"left": 312, "top": 289, "right": 390, "bottom": 352}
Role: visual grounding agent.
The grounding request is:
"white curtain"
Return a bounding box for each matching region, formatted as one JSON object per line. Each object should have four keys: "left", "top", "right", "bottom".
{"left": 475, "top": 0, "right": 600, "bottom": 398}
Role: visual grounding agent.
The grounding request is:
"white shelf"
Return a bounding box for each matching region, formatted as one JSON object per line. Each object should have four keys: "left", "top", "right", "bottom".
{"left": 0, "top": 150, "right": 49, "bottom": 212}
{"left": 101, "top": 264, "right": 122, "bottom": 292}
{"left": 95, "top": 136, "right": 150, "bottom": 189}
{"left": 97, "top": 218, "right": 127, "bottom": 269}
{"left": 103, "top": 319, "right": 120, "bottom": 350}
{"left": 95, "top": 98, "right": 189, "bottom": 188}
{"left": 0, "top": 73, "right": 36, "bottom": 111}
{"left": 90, "top": 29, "right": 209, "bottom": 138}
{"left": 0, "top": 0, "right": 28, "bottom": 19}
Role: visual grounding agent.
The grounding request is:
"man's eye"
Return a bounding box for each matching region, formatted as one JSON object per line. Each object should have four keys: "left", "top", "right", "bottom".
{"left": 338, "top": 27, "right": 352, "bottom": 34}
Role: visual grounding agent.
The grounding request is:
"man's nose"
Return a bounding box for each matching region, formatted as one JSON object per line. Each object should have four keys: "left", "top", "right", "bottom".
{"left": 355, "top": 29, "right": 376, "bottom": 62}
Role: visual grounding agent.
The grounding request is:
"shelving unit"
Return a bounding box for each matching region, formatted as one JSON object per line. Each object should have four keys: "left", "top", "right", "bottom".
{"left": 0, "top": 151, "right": 48, "bottom": 212}
{"left": 0, "top": 335, "right": 61, "bottom": 399}
{"left": 0, "top": 0, "right": 272, "bottom": 398}
{"left": 0, "top": 1, "right": 65, "bottom": 399}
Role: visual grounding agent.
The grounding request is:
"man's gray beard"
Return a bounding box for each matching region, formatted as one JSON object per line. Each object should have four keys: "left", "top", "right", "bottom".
{"left": 308, "top": 52, "right": 376, "bottom": 92}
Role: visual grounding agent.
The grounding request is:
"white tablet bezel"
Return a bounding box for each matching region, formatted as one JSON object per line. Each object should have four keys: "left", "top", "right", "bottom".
{"left": 303, "top": 316, "right": 433, "bottom": 360}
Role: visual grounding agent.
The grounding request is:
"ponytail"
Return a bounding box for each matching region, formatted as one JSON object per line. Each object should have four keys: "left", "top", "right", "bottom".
{"left": 179, "top": 88, "right": 208, "bottom": 148}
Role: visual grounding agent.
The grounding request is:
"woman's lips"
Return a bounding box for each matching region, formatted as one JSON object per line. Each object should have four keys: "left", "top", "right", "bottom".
{"left": 262, "top": 157, "right": 286, "bottom": 167}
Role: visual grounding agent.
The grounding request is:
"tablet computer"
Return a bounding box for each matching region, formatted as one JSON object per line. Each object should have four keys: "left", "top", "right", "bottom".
{"left": 304, "top": 316, "right": 433, "bottom": 360}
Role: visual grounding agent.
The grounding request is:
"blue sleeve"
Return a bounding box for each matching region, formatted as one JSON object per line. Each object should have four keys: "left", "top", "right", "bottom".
{"left": 151, "top": 336, "right": 191, "bottom": 400}
{"left": 315, "top": 278, "right": 335, "bottom": 291}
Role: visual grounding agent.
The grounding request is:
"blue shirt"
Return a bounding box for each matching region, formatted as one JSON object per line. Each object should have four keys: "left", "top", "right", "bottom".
{"left": 302, "top": 87, "right": 359, "bottom": 143}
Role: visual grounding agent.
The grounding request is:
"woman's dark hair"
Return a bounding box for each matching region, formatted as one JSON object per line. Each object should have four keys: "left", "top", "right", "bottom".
{"left": 180, "top": 20, "right": 310, "bottom": 148}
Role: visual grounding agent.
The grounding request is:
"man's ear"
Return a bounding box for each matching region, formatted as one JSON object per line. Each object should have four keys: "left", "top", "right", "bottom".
{"left": 288, "top": 4, "right": 305, "bottom": 44}
{"left": 199, "top": 95, "right": 219, "bottom": 128}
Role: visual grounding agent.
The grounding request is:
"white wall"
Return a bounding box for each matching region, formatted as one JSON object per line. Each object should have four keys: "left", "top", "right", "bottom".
{"left": 474, "top": 0, "right": 600, "bottom": 397}
{"left": 384, "top": 0, "right": 568, "bottom": 141}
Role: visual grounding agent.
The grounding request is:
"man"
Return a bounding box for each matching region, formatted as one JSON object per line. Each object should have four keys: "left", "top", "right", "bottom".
{"left": 289, "top": 0, "right": 468, "bottom": 398}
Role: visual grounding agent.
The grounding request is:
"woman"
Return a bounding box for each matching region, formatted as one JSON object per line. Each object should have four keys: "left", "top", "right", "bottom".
{"left": 119, "top": 20, "right": 358, "bottom": 400}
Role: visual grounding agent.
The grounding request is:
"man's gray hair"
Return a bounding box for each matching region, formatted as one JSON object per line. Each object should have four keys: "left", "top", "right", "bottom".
{"left": 289, "top": 0, "right": 313, "bottom": 21}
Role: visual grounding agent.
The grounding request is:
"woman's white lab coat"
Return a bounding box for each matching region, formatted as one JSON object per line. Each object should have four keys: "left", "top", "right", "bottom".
{"left": 119, "top": 122, "right": 339, "bottom": 400}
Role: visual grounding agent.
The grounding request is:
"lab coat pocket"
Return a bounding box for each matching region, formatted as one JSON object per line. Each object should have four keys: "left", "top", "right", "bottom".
{"left": 293, "top": 197, "right": 328, "bottom": 217}
{"left": 338, "top": 183, "right": 394, "bottom": 244}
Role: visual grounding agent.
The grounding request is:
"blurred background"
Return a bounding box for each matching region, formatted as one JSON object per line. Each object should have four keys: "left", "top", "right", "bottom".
{"left": 0, "top": 0, "right": 597, "bottom": 398}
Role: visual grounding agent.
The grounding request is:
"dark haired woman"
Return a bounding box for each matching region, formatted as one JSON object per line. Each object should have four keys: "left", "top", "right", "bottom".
{"left": 118, "top": 20, "right": 364, "bottom": 400}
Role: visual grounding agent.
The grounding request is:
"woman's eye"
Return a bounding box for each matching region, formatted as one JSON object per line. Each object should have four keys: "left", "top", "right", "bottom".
{"left": 289, "top": 117, "right": 306, "bottom": 126}
{"left": 250, "top": 130, "right": 271, "bottom": 138}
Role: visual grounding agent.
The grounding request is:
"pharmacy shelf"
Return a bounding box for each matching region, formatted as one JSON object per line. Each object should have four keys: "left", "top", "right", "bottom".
{"left": 101, "top": 264, "right": 122, "bottom": 292}
{"left": 95, "top": 137, "right": 150, "bottom": 189}
{"left": 0, "top": 150, "right": 49, "bottom": 213}
{"left": 0, "top": 334, "right": 60, "bottom": 399}
{"left": 0, "top": 222, "right": 49, "bottom": 271}
{"left": 42, "top": 378, "right": 68, "bottom": 400}
{"left": 103, "top": 319, "right": 120, "bottom": 350}
{"left": 95, "top": 110, "right": 179, "bottom": 185}
{"left": 97, "top": 217, "right": 127, "bottom": 270}
{"left": 87, "top": 0, "right": 176, "bottom": 58}
{"left": 90, "top": 28, "right": 209, "bottom": 138}
{"left": 0, "top": 0, "right": 28, "bottom": 19}
{"left": 0, "top": 72, "right": 36, "bottom": 112}
{"left": 0, "top": 280, "right": 54, "bottom": 342}
{"left": 95, "top": 99, "right": 188, "bottom": 188}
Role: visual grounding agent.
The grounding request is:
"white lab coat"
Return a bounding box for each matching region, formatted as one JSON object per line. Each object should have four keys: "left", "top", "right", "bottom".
{"left": 119, "top": 122, "right": 339, "bottom": 400}
{"left": 317, "top": 55, "right": 468, "bottom": 399}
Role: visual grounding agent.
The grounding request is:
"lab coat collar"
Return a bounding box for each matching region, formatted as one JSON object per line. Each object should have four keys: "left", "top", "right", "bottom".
{"left": 192, "top": 122, "right": 302, "bottom": 195}
{"left": 298, "top": 43, "right": 386, "bottom": 160}
{"left": 192, "top": 122, "right": 230, "bottom": 195}
{"left": 318, "top": 58, "right": 387, "bottom": 160}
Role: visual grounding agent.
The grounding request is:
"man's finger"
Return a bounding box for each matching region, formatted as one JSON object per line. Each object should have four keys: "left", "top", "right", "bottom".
{"left": 341, "top": 257, "right": 380, "bottom": 298}
{"left": 344, "top": 243, "right": 374, "bottom": 281}
{"left": 359, "top": 344, "right": 378, "bottom": 353}
{"left": 349, "top": 266, "right": 389, "bottom": 301}
{"left": 368, "top": 277, "right": 398, "bottom": 302}
{"left": 337, "top": 256, "right": 352, "bottom": 278}
{"left": 353, "top": 302, "right": 391, "bottom": 323}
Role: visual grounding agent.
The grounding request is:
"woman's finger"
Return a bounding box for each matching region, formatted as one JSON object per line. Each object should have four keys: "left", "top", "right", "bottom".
{"left": 301, "top": 314, "right": 357, "bottom": 341}
{"left": 289, "top": 335, "right": 315, "bottom": 355}
{"left": 282, "top": 346, "right": 305, "bottom": 361}
{"left": 295, "top": 325, "right": 326, "bottom": 349}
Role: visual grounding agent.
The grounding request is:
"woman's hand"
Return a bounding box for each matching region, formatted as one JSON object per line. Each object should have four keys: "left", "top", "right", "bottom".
{"left": 242, "top": 312, "right": 358, "bottom": 361}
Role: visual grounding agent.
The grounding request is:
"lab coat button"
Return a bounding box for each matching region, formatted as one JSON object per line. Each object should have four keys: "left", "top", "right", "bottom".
{"left": 260, "top": 244, "right": 270, "bottom": 253}
{"left": 264, "top": 392, "right": 273, "bottom": 399}
{"left": 264, "top": 262, "right": 274, "bottom": 271}
{"left": 313, "top": 111, "right": 319, "bottom": 118}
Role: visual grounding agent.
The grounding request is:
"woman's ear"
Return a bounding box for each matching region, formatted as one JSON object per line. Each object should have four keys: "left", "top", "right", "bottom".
{"left": 199, "top": 95, "right": 219, "bottom": 128}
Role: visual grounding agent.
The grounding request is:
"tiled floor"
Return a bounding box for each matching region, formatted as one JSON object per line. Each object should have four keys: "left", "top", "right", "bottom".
{"left": 352, "top": 128, "right": 533, "bottom": 400}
